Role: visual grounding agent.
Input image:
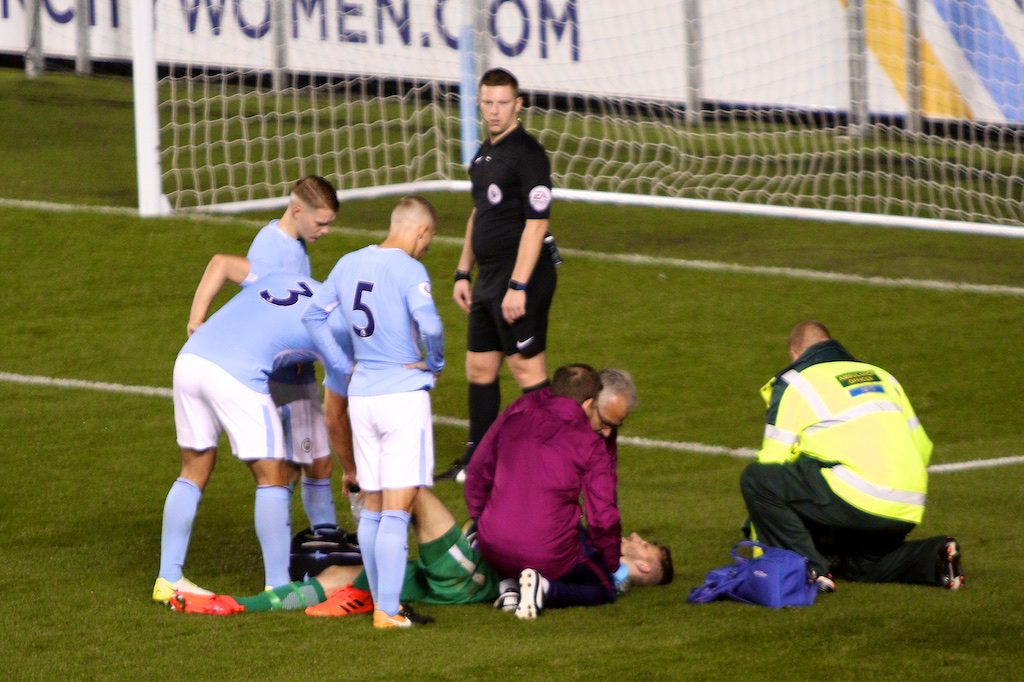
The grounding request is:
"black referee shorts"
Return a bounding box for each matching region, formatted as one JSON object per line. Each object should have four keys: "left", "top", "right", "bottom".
{"left": 467, "top": 272, "right": 555, "bottom": 358}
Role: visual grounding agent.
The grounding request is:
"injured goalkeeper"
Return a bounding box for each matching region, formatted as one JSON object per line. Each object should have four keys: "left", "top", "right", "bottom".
{"left": 169, "top": 488, "right": 672, "bottom": 617}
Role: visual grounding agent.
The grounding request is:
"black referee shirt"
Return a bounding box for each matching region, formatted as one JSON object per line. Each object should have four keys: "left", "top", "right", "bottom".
{"left": 468, "top": 125, "right": 552, "bottom": 287}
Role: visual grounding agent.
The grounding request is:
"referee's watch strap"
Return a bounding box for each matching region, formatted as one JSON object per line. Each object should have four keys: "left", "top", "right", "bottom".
{"left": 508, "top": 279, "right": 528, "bottom": 291}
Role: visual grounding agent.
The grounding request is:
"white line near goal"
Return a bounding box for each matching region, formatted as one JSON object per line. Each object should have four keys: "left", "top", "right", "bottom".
{"left": 339, "top": 228, "right": 1024, "bottom": 297}
{"left": 2, "top": 371, "right": 1020, "bottom": 476}
{"left": 4, "top": 196, "right": 1022, "bottom": 298}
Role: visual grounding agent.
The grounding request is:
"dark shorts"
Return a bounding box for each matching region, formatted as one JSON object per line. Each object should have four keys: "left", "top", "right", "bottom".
{"left": 467, "top": 269, "right": 556, "bottom": 358}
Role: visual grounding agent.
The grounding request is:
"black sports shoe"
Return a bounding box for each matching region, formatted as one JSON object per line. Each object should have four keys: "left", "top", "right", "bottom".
{"left": 372, "top": 603, "right": 435, "bottom": 629}
{"left": 940, "top": 538, "right": 965, "bottom": 590}
{"left": 436, "top": 460, "right": 466, "bottom": 481}
{"left": 398, "top": 604, "right": 435, "bottom": 625}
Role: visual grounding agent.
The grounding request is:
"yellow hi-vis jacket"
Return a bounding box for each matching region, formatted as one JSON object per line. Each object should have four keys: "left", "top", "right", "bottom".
{"left": 757, "top": 340, "right": 933, "bottom": 524}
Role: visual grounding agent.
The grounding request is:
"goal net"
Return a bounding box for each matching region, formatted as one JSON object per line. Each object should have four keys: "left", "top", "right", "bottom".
{"left": 146, "top": 0, "right": 466, "bottom": 211}
{"left": 138, "top": 0, "right": 1024, "bottom": 234}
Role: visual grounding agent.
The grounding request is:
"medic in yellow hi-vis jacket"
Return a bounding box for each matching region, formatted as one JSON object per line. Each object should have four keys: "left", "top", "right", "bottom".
{"left": 740, "top": 321, "right": 964, "bottom": 592}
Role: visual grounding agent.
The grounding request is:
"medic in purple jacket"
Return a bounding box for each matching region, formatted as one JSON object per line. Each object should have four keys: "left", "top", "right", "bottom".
{"left": 464, "top": 387, "right": 622, "bottom": 581}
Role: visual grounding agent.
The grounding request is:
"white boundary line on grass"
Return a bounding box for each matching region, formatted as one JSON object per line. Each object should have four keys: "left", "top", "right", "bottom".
{"left": 4, "top": 371, "right": 1021, "bottom": 476}
{"left": 564, "top": 249, "right": 1024, "bottom": 297}
{"left": 4, "top": 197, "right": 1024, "bottom": 297}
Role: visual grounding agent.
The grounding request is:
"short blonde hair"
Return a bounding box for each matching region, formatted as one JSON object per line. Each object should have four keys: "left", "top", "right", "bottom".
{"left": 390, "top": 195, "right": 437, "bottom": 228}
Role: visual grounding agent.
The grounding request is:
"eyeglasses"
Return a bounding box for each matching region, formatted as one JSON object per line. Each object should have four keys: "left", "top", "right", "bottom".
{"left": 595, "top": 405, "right": 625, "bottom": 430}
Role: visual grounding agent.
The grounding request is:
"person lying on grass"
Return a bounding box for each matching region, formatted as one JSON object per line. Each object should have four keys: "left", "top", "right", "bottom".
{"left": 169, "top": 488, "right": 673, "bottom": 618}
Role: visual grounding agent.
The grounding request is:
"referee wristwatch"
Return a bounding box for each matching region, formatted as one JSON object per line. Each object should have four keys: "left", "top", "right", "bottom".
{"left": 508, "top": 279, "right": 529, "bottom": 291}
{"left": 454, "top": 269, "right": 472, "bottom": 283}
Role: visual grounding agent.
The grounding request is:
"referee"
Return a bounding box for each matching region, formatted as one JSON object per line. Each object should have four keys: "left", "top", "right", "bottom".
{"left": 438, "top": 68, "right": 558, "bottom": 482}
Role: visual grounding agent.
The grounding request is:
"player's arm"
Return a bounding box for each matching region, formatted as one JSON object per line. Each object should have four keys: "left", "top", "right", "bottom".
{"left": 303, "top": 271, "right": 354, "bottom": 377}
{"left": 187, "top": 254, "right": 251, "bottom": 335}
{"left": 453, "top": 208, "right": 478, "bottom": 313}
{"left": 405, "top": 268, "right": 446, "bottom": 375}
{"left": 322, "top": 308, "right": 357, "bottom": 487}
{"left": 411, "top": 303, "right": 445, "bottom": 375}
{"left": 324, "top": 384, "right": 357, "bottom": 490}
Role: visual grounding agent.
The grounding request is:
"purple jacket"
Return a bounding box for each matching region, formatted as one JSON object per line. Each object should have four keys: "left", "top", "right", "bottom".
{"left": 464, "top": 388, "right": 622, "bottom": 580}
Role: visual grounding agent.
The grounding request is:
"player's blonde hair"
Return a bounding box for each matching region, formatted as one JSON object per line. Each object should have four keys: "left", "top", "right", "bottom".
{"left": 390, "top": 195, "right": 437, "bottom": 230}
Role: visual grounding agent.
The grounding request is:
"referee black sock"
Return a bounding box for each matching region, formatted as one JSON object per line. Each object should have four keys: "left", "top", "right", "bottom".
{"left": 465, "top": 380, "right": 501, "bottom": 463}
{"left": 521, "top": 379, "right": 550, "bottom": 394}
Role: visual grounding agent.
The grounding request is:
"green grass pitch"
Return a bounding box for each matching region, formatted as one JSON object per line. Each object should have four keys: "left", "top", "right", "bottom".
{"left": 1, "top": 68, "right": 1022, "bottom": 680}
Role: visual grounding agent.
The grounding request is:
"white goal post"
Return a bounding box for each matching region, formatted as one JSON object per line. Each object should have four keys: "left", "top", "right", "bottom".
{"left": 129, "top": 0, "right": 1024, "bottom": 237}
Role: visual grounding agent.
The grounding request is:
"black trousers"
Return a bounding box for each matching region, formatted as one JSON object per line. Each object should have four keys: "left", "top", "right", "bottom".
{"left": 544, "top": 556, "right": 617, "bottom": 609}
{"left": 740, "top": 457, "right": 948, "bottom": 584}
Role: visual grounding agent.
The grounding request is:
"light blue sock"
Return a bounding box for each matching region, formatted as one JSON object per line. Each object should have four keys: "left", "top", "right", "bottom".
{"left": 254, "top": 485, "right": 292, "bottom": 588}
{"left": 159, "top": 478, "right": 202, "bottom": 582}
{"left": 300, "top": 476, "right": 338, "bottom": 529}
{"left": 357, "top": 510, "right": 382, "bottom": 605}
{"left": 375, "top": 510, "right": 412, "bottom": 617}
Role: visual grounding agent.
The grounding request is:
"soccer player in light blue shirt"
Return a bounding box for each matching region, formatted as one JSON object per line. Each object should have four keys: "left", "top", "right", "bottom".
{"left": 248, "top": 175, "right": 346, "bottom": 532}
{"left": 236, "top": 176, "right": 346, "bottom": 532}
{"left": 156, "top": 259, "right": 351, "bottom": 602}
{"left": 304, "top": 196, "right": 444, "bottom": 628}
{"left": 182, "top": 270, "right": 350, "bottom": 392}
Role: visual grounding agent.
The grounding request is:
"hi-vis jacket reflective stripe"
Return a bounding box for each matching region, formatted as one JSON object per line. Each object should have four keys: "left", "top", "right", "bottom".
{"left": 758, "top": 340, "right": 933, "bottom": 524}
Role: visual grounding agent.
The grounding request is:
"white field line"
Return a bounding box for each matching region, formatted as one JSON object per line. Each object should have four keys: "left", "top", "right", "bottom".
{"left": 927, "top": 455, "right": 1024, "bottom": 473}
{"left": 562, "top": 249, "right": 1024, "bottom": 297}
{"left": 0, "top": 198, "right": 139, "bottom": 215}
{"left": 3, "top": 198, "right": 1024, "bottom": 297}
{"left": 3, "top": 372, "right": 1020, "bottom": 475}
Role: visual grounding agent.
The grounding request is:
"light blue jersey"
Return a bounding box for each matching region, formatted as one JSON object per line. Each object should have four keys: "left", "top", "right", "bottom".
{"left": 247, "top": 220, "right": 311, "bottom": 277}
{"left": 304, "top": 245, "right": 444, "bottom": 397}
{"left": 246, "top": 219, "right": 315, "bottom": 386}
{"left": 181, "top": 272, "right": 350, "bottom": 394}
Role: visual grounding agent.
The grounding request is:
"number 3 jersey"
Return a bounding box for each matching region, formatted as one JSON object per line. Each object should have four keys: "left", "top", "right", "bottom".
{"left": 178, "top": 270, "right": 350, "bottom": 395}
{"left": 304, "top": 245, "right": 445, "bottom": 397}
{"left": 245, "top": 219, "right": 318, "bottom": 387}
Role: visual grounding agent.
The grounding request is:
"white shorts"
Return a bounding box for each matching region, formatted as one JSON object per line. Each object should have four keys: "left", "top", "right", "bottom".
{"left": 173, "top": 354, "right": 284, "bottom": 461}
{"left": 268, "top": 381, "right": 329, "bottom": 466}
{"left": 349, "top": 391, "right": 434, "bottom": 491}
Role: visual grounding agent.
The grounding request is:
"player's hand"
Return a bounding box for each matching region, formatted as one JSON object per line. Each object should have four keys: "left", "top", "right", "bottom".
{"left": 453, "top": 279, "right": 472, "bottom": 313}
{"left": 501, "top": 289, "right": 526, "bottom": 325}
{"left": 404, "top": 360, "right": 443, "bottom": 381}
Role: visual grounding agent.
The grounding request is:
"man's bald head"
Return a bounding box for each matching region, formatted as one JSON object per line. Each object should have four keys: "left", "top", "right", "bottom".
{"left": 788, "top": 320, "right": 831, "bottom": 361}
